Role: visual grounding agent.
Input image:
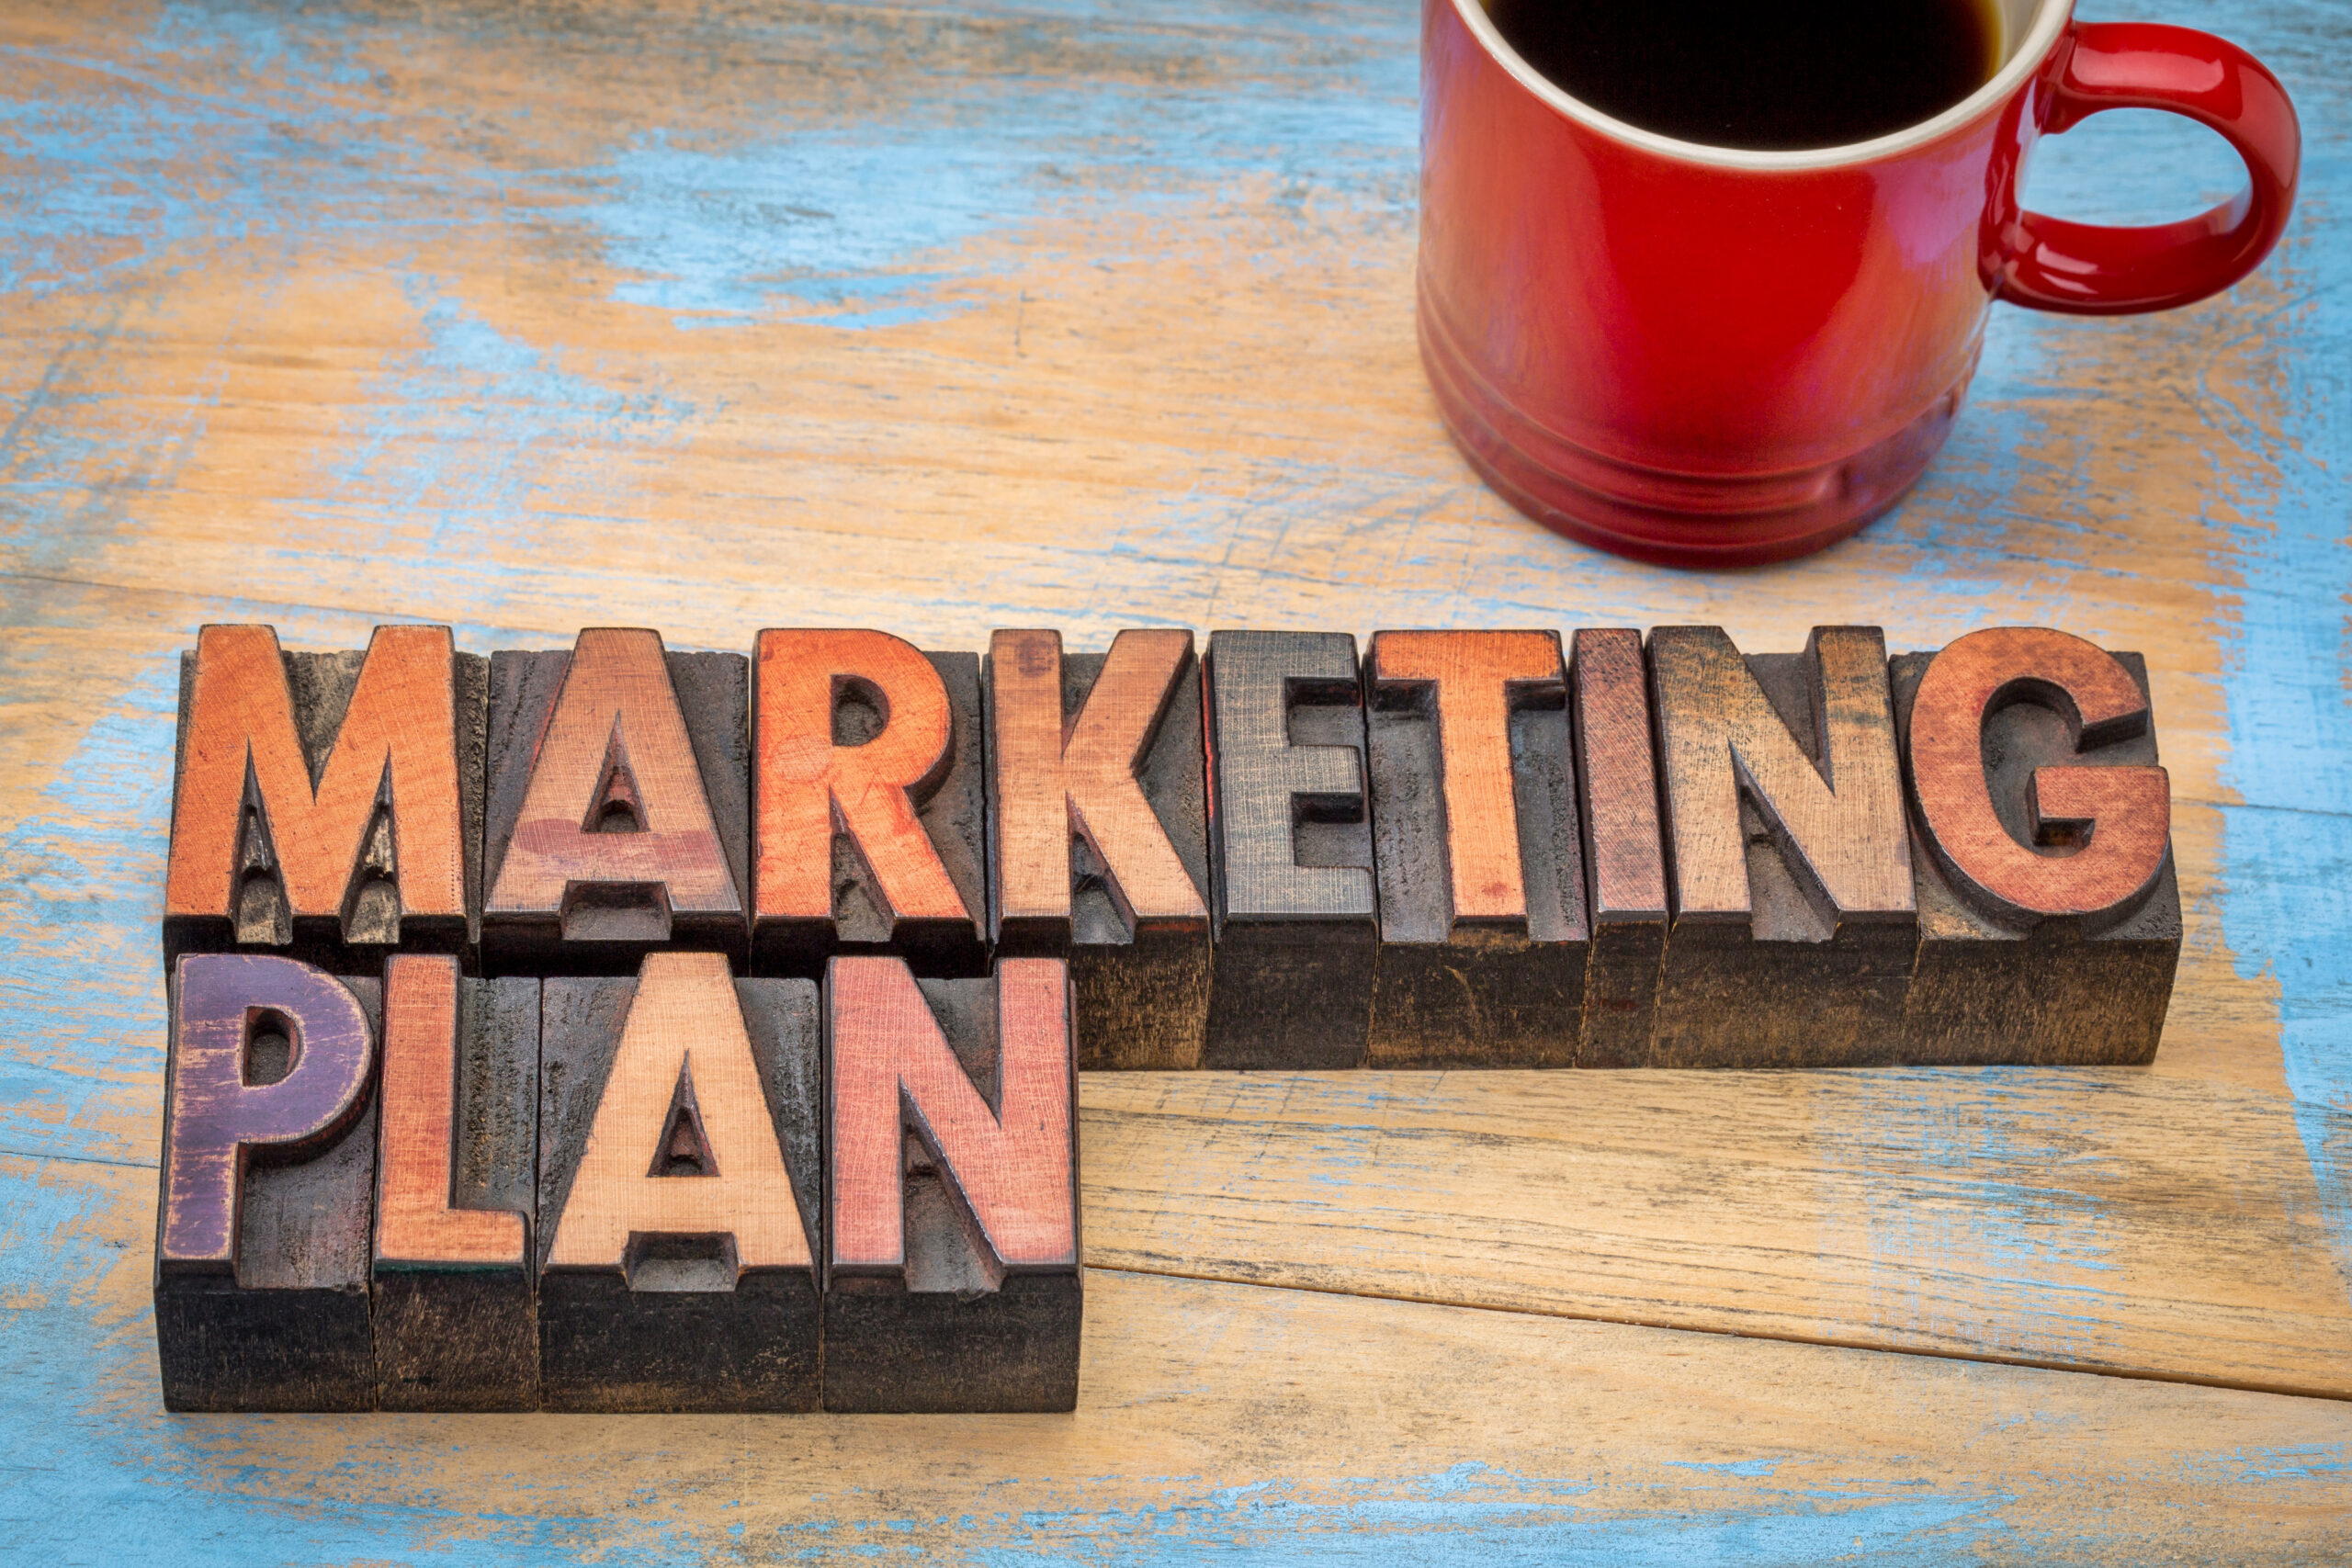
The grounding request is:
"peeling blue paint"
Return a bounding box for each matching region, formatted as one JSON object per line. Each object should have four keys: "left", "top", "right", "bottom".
{"left": 762, "top": 1464, "right": 2015, "bottom": 1565}
{"left": 1847, "top": 0, "right": 2352, "bottom": 1303}
{"left": 310, "top": 280, "right": 696, "bottom": 596}
{"left": 1817, "top": 1069, "right": 2126, "bottom": 1362}
{"left": 583, "top": 56, "right": 1418, "bottom": 330}
{"left": 591, "top": 129, "right": 1048, "bottom": 326}
{"left": 2183, "top": 0, "right": 2352, "bottom": 1285}
{"left": 0, "top": 660, "right": 175, "bottom": 1165}
{"left": 0, "top": 1156, "right": 709, "bottom": 1567}
{"left": 1667, "top": 1460, "right": 1784, "bottom": 1478}
{"left": 0, "top": 2, "right": 398, "bottom": 301}
{"left": 2215, "top": 1445, "right": 2352, "bottom": 1483}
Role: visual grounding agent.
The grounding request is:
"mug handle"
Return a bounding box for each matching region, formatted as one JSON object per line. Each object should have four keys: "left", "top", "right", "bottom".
{"left": 1992, "top": 22, "right": 2301, "bottom": 315}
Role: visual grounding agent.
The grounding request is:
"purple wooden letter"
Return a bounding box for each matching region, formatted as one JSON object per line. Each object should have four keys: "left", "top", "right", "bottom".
{"left": 160, "top": 954, "right": 377, "bottom": 1267}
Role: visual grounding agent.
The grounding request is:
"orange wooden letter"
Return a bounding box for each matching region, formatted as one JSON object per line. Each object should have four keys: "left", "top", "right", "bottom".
{"left": 989, "top": 627, "right": 1205, "bottom": 932}
{"left": 754, "top": 629, "right": 970, "bottom": 927}
{"left": 827, "top": 955, "right": 1076, "bottom": 1277}
{"left": 1367, "top": 630, "right": 1562, "bottom": 921}
{"left": 485, "top": 628, "right": 740, "bottom": 933}
{"left": 546, "top": 952, "right": 810, "bottom": 1277}
{"left": 371, "top": 953, "right": 538, "bottom": 1410}
{"left": 1907, "top": 626, "right": 2170, "bottom": 921}
{"left": 375, "top": 955, "right": 523, "bottom": 1267}
{"left": 166, "top": 624, "right": 463, "bottom": 932}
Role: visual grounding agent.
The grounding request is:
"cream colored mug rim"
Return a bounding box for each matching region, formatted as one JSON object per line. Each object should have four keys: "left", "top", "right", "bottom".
{"left": 1451, "top": 0, "right": 2075, "bottom": 171}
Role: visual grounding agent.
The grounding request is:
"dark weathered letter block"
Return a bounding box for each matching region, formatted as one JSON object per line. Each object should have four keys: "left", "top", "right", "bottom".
{"left": 1648, "top": 626, "right": 1916, "bottom": 1066}
{"left": 1364, "top": 630, "right": 1588, "bottom": 1066}
{"left": 165, "top": 624, "right": 483, "bottom": 972}
{"left": 752, "top": 629, "right": 988, "bottom": 978}
{"left": 1894, "top": 628, "right": 2179, "bottom": 1062}
{"left": 823, "top": 956, "right": 1080, "bottom": 1413}
{"left": 372, "top": 954, "right": 538, "bottom": 1410}
{"left": 482, "top": 628, "right": 750, "bottom": 975}
{"left": 986, "top": 627, "right": 1211, "bottom": 1068}
{"left": 1570, "top": 628, "right": 1668, "bottom": 1066}
{"left": 537, "top": 953, "right": 823, "bottom": 1411}
{"left": 1201, "top": 631, "right": 1379, "bottom": 1068}
{"left": 155, "top": 954, "right": 379, "bottom": 1411}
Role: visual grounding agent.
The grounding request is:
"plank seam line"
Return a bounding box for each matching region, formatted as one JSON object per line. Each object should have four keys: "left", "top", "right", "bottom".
{"left": 1, "top": 1145, "right": 154, "bottom": 1172}
{"left": 11, "top": 1145, "right": 2339, "bottom": 1404}
{"left": 1081, "top": 1263, "right": 2352, "bottom": 1405}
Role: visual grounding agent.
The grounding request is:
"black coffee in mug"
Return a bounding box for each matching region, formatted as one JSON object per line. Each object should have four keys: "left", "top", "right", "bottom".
{"left": 1483, "top": 0, "right": 2004, "bottom": 152}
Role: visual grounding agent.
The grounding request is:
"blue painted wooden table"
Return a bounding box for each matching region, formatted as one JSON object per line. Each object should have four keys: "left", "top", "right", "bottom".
{"left": 3, "top": 0, "right": 2348, "bottom": 1561}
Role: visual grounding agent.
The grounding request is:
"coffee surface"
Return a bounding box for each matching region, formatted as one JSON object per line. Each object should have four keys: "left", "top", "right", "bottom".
{"left": 1483, "top": 0, "right": 2003, "bottom": 152}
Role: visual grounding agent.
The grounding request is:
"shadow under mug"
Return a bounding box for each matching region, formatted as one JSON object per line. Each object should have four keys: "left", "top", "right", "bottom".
{"left": 1418, "top": 0, "right": 2301, "bottom": 568}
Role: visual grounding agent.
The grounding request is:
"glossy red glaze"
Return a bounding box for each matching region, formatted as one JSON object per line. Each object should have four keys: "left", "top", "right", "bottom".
{"left": 1419, "top": 0, "right": 2301, "bottom": 567}
{"left": 1991, "top": 24, "right": 2301, "bottom": 314}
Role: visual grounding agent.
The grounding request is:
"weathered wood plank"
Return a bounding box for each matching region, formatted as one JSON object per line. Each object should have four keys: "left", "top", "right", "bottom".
{"left": 10, "top": 1154, "right": 2351, "bottom": 1562}
{"left": 1080, "top": 1062, "right": 2352, "bottom": 1399}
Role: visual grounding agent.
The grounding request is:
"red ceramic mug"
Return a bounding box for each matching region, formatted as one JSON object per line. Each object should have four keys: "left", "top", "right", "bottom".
{"left": 1419, "top": 0, "right": 2301, "bottom": 567}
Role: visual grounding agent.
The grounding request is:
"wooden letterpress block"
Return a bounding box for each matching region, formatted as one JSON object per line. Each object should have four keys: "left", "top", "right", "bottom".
{"left": 822, "top": 956, "right": 1080, "bottom": 1413}
{"left": 1363, "top": 630, "right": 1588, "bottom": 1066}
{"left": 154, "top": 954, "right": 379, "bottom": 1411}
{"left": 752, "top": 629, "right": 989, "bottom": 978}
{"left": 1894, "top": 628, "right": 2179, "bottom": 1063}
{"left": 164, "top": 624, "right": 484, "bottom": 973}
{"left": 371, "top": 954, "right": 538, "bottom": 1411}
{"left": 1200, "top": 631, "right": 1379, "bottom": 1069}
{"left": 537, "top": 953, "right": 822, "bottom": 1412}
{"left": 1570, "top": 628, "right": 1668, "bottom": 1066}
{"left": 1647, "top": 626, "right": 1917, "bottom": 1066}
{"left": 985, "top": 628, "right": 1211, "bottom": 1068}
{"left": 481, "top": 628, "right": 750, "bottom": 976}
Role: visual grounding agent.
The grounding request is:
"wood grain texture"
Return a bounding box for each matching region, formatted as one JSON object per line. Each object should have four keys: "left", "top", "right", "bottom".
{"left": 1897, "top": 637, "right": 2183, "bottom": 1065}
{"left": 1649, "top": 626, "right": 1917, "bottom": 1066}
{"left": 164, "top": 623, "right": 481, "bottom": 970}
{"left": 1570, "top": 627, "right": 1668, "bottom": 1066}
{"left": 154, "top": 955, "right": 379, "bottom": 1412}
{"left": 985, "top": 627, "right": 1212, "bottom": 1068}
{"left": 371, "top": 953, "right": 537, "bottom": 1412}
{"left": 1201, "top": 630, "right": 1379, "bottom": 1069}
{"left": 483, "top": 631, "right": 749, "bottom": 974}
{"left": 1080, "top": 1065, "right": 2352, "bottom": 1400}
{"left": 537, "top": 955, "right": 822, "bottom": 1412}
{"left": 2, "top": 0, "right": 2347, "bottom": 1552}
{"left": 825, "top": 954, "right": 1080, "bottom": 1412}
{"left": 752, "top": 629, "right": 989, "bottom": 977}
{"left": 1364, "top": 628, "right": 1588, "bottom": 1066}
{"left": 987, "top": 628, "right": 1080, "bottom": 937}
{"left": 26, "top": 1149, "right": 2352, "bottom": 1562}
